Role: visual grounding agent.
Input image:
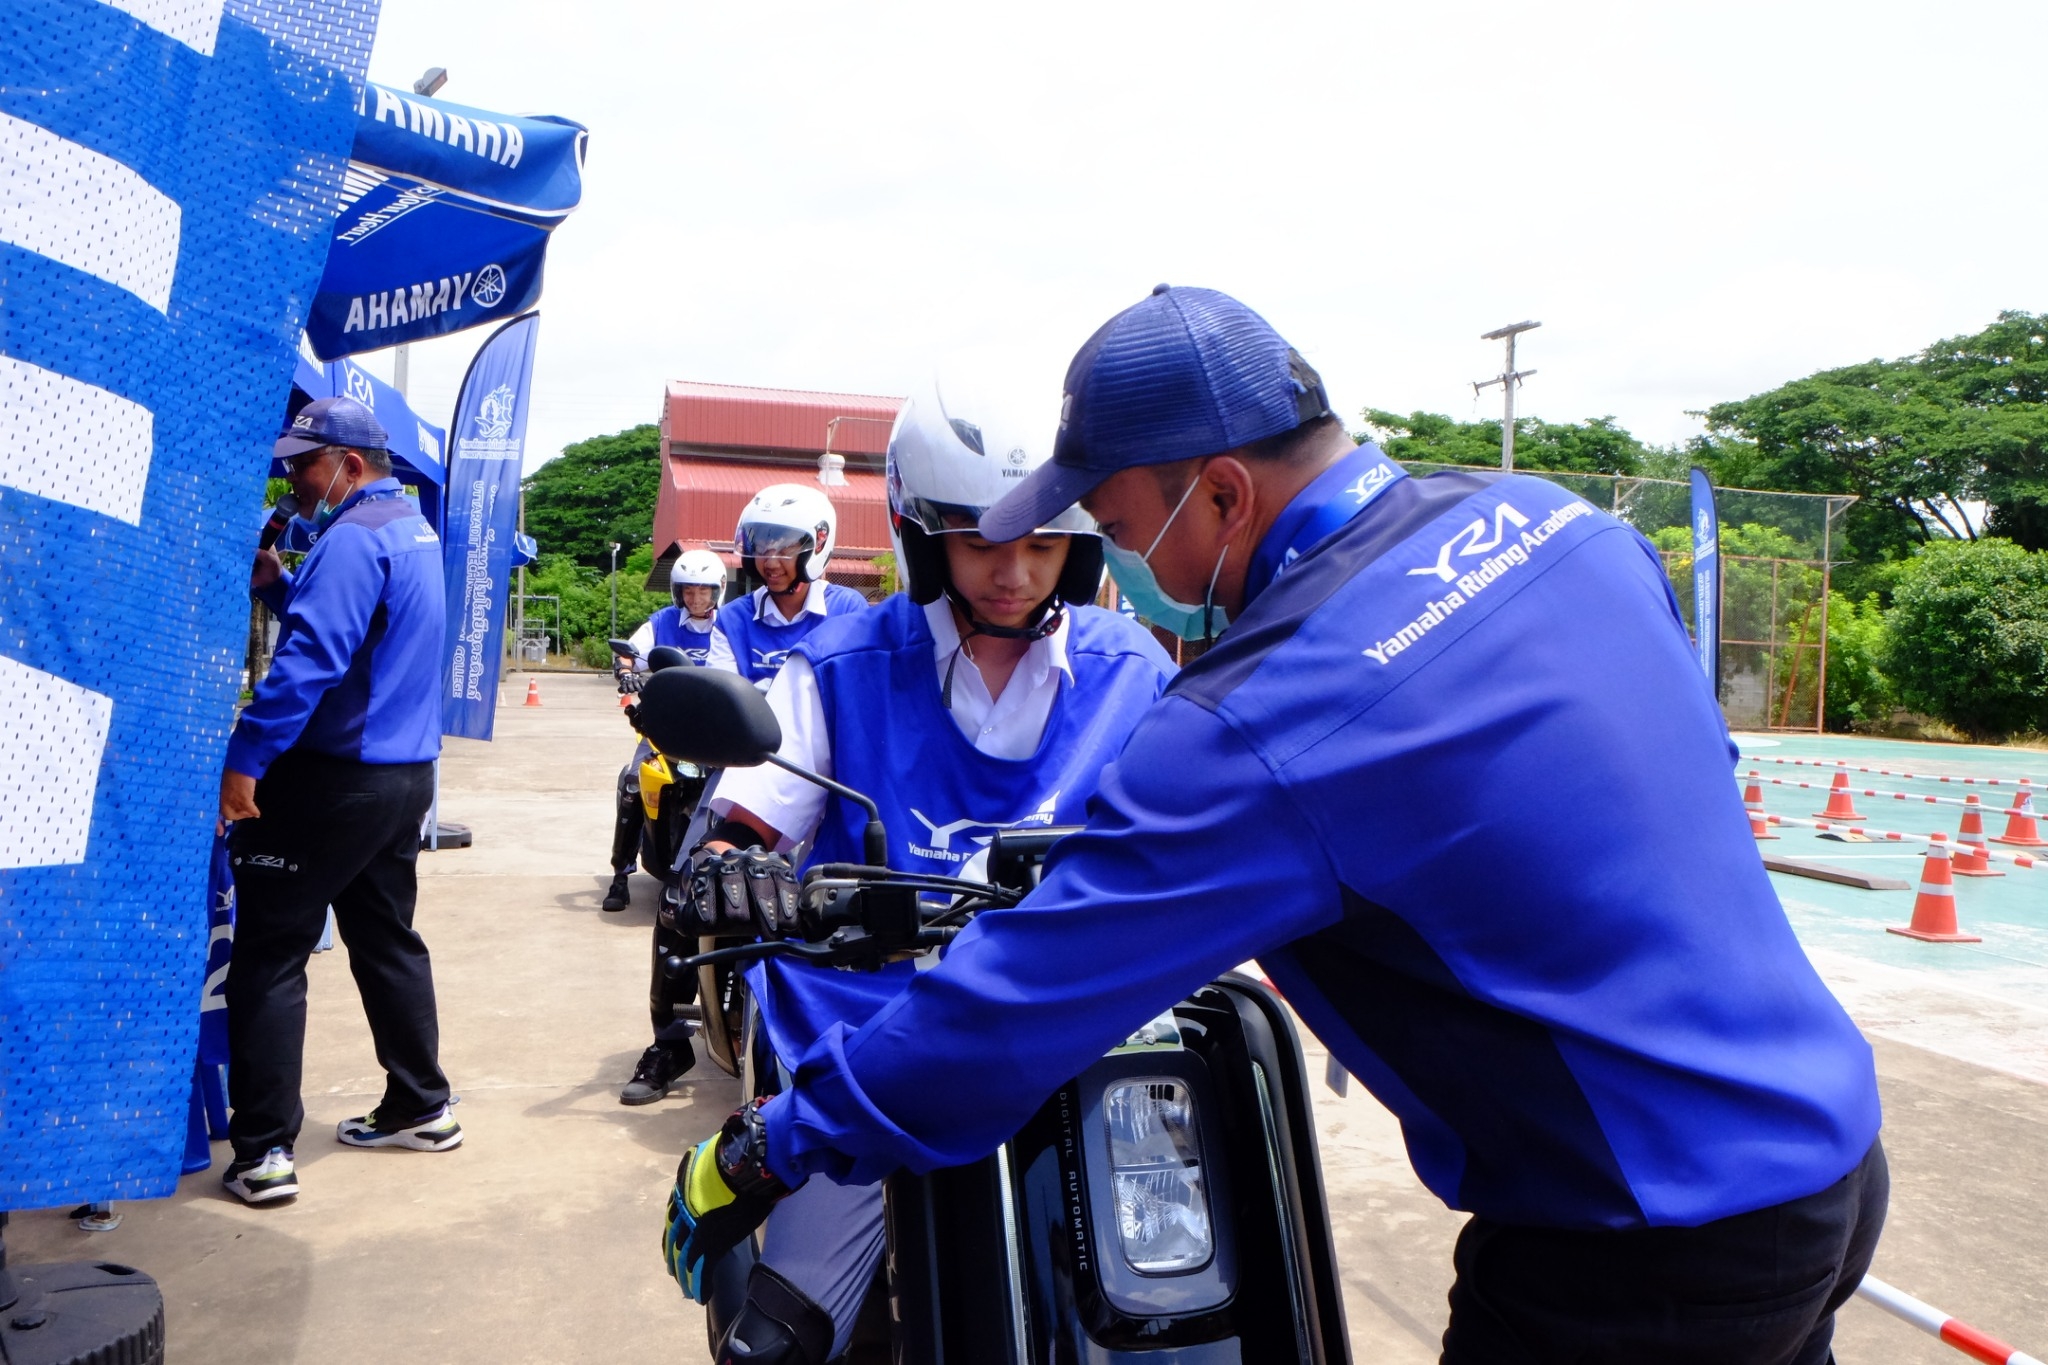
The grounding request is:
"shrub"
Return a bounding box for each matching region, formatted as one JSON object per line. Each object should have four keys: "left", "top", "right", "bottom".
{"left": 1823, "top": 592, "right": 1893, "bottom": 730}
{"left": 574, "top": 636, "right": 614, "bottom": 669}
{"left": 1882, "top": 539, "right": 2048, "bottom": 740}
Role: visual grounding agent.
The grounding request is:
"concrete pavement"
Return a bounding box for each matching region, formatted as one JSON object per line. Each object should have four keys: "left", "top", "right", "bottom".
{"left": 9, "top": 672, "right": 2047, "bottom": 1362}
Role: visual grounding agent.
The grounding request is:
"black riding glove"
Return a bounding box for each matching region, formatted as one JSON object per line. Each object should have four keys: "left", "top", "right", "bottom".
{"left": 685, "top": 846, "right": 800, "bottom": 938}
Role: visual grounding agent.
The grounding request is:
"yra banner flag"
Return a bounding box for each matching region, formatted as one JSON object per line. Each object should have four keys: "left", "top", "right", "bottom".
{"left": 443, "top": 313, "right": 541, "bottom": 739}
{"left": 1689, "top": 466, "right": 1721, "bottom": 695}
{"left": 307, "top": 84, "right": 585, "bottom": 359}
{"left": 0, "top": 0, "right": 376, "bottom": 1197}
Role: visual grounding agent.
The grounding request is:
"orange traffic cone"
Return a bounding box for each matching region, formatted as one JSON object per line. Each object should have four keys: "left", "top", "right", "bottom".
{"left": 523, "top": 678, "right": 542, "bottom": 708}
{"left": 1993, "top": 790, "right": 2046, "bottom": 848}
{"left": 1744, "top": 772, "right": 1778, "bottom": 840}
{"left": 1812, "top": 771, "right": 1865, "bottom": 821}
{"left": 1951, "top": 795, "right": 2004, "bottom": 877}
{"left": 1887, "top": 841, "right": 1980, "bottom": 943}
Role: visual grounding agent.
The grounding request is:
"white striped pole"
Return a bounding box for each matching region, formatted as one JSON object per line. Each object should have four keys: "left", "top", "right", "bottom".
{"left": 1738, "top": 798, "right": 2046, "bottom": 872}
{"left": 1856, "top": 1276, "right": 2045, "bottom": 1365}
{"left": 1742, "top": 755, "right": 2037, "bottom": 792}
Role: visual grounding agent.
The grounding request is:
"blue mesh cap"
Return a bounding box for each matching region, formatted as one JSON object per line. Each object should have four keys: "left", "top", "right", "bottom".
{"left": 274, "top": 394, "right": 389, "bottom": 459}
{"left": 980, "top": 284, "right": 1331, "bottom": 542}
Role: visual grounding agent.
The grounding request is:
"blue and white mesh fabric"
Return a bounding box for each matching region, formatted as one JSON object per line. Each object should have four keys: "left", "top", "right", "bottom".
{"left": 0, "top": 0, "right": 377, "bottom": 1201}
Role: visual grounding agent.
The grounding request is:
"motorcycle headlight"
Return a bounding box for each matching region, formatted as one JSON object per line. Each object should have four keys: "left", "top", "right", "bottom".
{"left": 1102, "top": 1079, "right": 1213, "bottom": 1274}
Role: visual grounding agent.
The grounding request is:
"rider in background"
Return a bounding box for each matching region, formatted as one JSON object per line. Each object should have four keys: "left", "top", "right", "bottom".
{"left": 617, "top": 497, "right": 865, "bottom": 1106}
{"left": 604, "top": 548, "right": 729, "bottom": 913}
{"left": 675, "top": 380, "right": 1176, "bottom": 1364}
{"left": 706, "top": 485, "right": 868, "bottom": 690}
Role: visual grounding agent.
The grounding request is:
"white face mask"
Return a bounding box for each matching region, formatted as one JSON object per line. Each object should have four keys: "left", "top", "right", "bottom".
{"left": 1100, "top": 469, "right": 1230, "bottom": 643}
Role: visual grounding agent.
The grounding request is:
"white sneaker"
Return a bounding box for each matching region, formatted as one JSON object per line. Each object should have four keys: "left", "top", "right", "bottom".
{"left": 222, "top": 1147, "right": 298, "bottom": 1204}
{"left": 335, "top": 1106, "right": 463, "bottom": 1151}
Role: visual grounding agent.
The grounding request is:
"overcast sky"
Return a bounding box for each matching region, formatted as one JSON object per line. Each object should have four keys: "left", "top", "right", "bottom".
{"left": 354, "top": 1, "right": 2048, "bottom": 477}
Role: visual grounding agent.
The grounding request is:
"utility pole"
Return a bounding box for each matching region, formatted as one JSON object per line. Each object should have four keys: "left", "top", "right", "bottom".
{"left": 390, "top": 68, "right": 446, "bottom": 405}
{"left": 1473, "top": 320, "right": 1541, "bottom": 470}
{"left": 608, "top": 542, "right": 620, "bottom": 637}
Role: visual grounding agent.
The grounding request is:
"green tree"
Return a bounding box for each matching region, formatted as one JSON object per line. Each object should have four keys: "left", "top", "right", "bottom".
{"left": 1882, "top": 538, "right": 2048, "bottom": 740}
{"left": 521, "top": 424, "right": 664, "bottom": 569}
{"left": 518, "top": 547, "right": 668, "bottom": 655}
{"left": 1697, "top": 312, "right": 2048, "bottom": 557}
{"left": 1359, "top": 410, "right": 1651, "bottom": 475}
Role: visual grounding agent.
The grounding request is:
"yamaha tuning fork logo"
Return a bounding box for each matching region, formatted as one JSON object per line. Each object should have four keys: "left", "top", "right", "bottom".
{"left": 471, "top": 263, "right": 508, "bottom": 308}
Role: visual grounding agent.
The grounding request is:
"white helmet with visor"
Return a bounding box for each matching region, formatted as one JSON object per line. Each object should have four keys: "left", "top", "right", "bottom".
{"left": 668, "top": 547, "right": 729, "bottom": 614}
{"left": 885, "top": 379, "right": 1101, "bottom": 610}
{"left": 735, "top": 484, "right": 838, "bottom": 587}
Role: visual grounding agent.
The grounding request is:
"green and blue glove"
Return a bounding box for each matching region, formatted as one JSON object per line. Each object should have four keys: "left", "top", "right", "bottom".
{"left": 661, "top": 1097, "right": 793, "bottom": 1302}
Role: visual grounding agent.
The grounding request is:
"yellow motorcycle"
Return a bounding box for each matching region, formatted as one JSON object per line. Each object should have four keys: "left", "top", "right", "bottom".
{"left": 614, "top": 639, "right": 750, "bottom": 1078}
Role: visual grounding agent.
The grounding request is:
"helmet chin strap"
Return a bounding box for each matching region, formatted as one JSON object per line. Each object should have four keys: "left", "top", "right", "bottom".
{"left": 939, "top": 588, "right": 1063, "bottom": 710}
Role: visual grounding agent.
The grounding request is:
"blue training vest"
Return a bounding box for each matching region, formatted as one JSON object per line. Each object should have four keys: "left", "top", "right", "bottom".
{"left": 715, "top": 581, "right": 870, "bottom": 684}
{"left": 647, "top": 606, "right": 713, "bottom": 666}
{"left": 749, "top": 595, "right": 1174, "bottom": 1064}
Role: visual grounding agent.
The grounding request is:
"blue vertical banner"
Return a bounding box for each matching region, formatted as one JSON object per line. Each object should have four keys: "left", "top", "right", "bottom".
{"left": 1689, "top": 466, "right": 1721, "bottom": 696}
{"left": 0, "top": 0, "right": 378, "bottom": 1199}
{"left": 443, "top": 312, "right": 541, "bottom": 739}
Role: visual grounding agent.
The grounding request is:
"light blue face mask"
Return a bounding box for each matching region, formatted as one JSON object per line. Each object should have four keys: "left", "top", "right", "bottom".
{"left": 1101, "top": 468, "right": 1231, "bottom": 643}
{"left": 291, "top": 455, "right": 352, "bottom": 541}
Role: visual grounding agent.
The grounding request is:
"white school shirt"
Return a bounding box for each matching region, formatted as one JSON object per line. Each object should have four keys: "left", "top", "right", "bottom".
{"left": 711, "top": 600, "right": 1073, "bottom": 851}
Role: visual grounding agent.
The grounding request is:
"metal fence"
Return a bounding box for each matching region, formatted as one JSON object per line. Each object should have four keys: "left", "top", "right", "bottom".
{"left": 1400, "top": 465, "right": 1856, "bottom": 732}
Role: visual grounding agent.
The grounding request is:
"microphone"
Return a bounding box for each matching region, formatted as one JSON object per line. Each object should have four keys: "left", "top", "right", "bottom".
{"left": 257, "top": 493, "right": 301, "bottom": 551}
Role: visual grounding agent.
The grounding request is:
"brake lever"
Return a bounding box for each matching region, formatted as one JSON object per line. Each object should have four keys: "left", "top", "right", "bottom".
{"left": 667, "top": 939, "right": 842, "bottom": 976}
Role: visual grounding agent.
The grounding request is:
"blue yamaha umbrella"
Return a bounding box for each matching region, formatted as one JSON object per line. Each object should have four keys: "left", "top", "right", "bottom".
{"left": 305, "top": 83, "right": 587, "bottom": 360}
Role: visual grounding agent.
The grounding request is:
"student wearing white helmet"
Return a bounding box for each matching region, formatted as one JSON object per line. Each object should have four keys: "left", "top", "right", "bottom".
{"left": 705, "top": 485, "right": 868, "bottom": 689}
{"left": 619, "top": 548, "right": 729, "bottom": 670}
{"left": 668, "top": 382, "right": 1176, "bottom": 1363}
{"left": 605, "top": 546, "right": 728, "bottom": 922}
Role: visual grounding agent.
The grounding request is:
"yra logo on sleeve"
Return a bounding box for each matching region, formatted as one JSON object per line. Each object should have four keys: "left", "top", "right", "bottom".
{"left": 1363, "top": 488, "right": 1601, "bottom": 668}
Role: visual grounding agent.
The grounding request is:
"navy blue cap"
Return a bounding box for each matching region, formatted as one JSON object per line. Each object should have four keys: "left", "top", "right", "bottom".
{"left": 980, "top": 285, "right": 1330, "bottom": 541}
{"left": 275, "top": 394, "right": 389, "bottom": 460}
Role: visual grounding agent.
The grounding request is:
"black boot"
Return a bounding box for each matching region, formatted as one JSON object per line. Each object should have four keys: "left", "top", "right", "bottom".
{"left": 602, "top": 870, "right": 632, "bottom": 912}
{"left": 619, "top": 1038, "right": 696, "bottom": 1105}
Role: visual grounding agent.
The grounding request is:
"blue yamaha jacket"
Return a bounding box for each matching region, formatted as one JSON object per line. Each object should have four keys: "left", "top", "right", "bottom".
{"left": 226, "top": 479, "right": 444, "bottom": 777}
{"left": 764, "top": 446, "right": 1882, "bottom": 1231}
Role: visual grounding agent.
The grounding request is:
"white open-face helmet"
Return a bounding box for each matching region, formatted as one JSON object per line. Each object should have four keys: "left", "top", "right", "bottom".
{"left": 885, "top": 378, "right": 1101, "bottom": 609}
{"left": 736, "top": 484, "right": 838, "bottom": 585}
{"left": 669, "top": 548, "right": 729, "bottom": 612}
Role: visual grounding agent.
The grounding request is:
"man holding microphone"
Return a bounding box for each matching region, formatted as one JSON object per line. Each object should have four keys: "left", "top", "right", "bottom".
{"left": 217, "top": 395, "right": 458, "bottom": 1205}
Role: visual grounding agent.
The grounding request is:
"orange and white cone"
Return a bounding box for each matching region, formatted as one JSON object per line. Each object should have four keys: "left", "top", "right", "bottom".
{"left": 523, "top": 678, "right": 542, "bottom": 708}
{"left": 1951, "top": 795, "right": 2004, "bottom": 877}
{"left": 1744, "top": 772, "right": 1778, "bottom": 840}
{"left": 1812, "top": 770, "right": 1865, "bottom": 821}
{"left": 1887, "top": 841, "right": 1980, "bottom": 943}
{"left": 1993, "top": 790, "right": 2046, "bottom": 848}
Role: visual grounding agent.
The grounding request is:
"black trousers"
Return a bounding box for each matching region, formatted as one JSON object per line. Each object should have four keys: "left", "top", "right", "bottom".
{"left": 610, "top": 754, "right": 645, "bottom": 874}
{"left": 224, "top": 751, "right": 447, "bottom": 1161}
{"left": 650, "top": 893, "right": 698, "bottom": 1047}
{"left": 1441, "top": 1140, "right": 1888, "bottom": 1365}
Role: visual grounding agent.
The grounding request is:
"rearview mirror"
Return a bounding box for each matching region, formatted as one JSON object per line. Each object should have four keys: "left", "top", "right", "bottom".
{"left": 607, "top": 637, "right": 638, "bottom": 659}
{"left": 633, "top": 666, "right": 782, "bottom": 769}
{"left": 645, "top": 646, "right": 690, "bottom": 673}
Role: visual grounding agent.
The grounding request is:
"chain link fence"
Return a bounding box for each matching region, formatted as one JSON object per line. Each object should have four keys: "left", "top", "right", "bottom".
{"left": 1401, "top": 464, "right": 1855, "bottom": 732}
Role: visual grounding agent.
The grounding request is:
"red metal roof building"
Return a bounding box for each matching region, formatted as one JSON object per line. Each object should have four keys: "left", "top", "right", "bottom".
{"left": 648, "top": 381, "right": 905, "bottom": 593}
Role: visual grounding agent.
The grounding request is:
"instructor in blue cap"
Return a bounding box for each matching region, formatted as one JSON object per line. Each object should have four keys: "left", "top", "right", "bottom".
{"left": 216, "top": 395, "right": 461, "bottom": 1206}
{"left": 666, "top": 288, "right": 1887, "bottom": 1363}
